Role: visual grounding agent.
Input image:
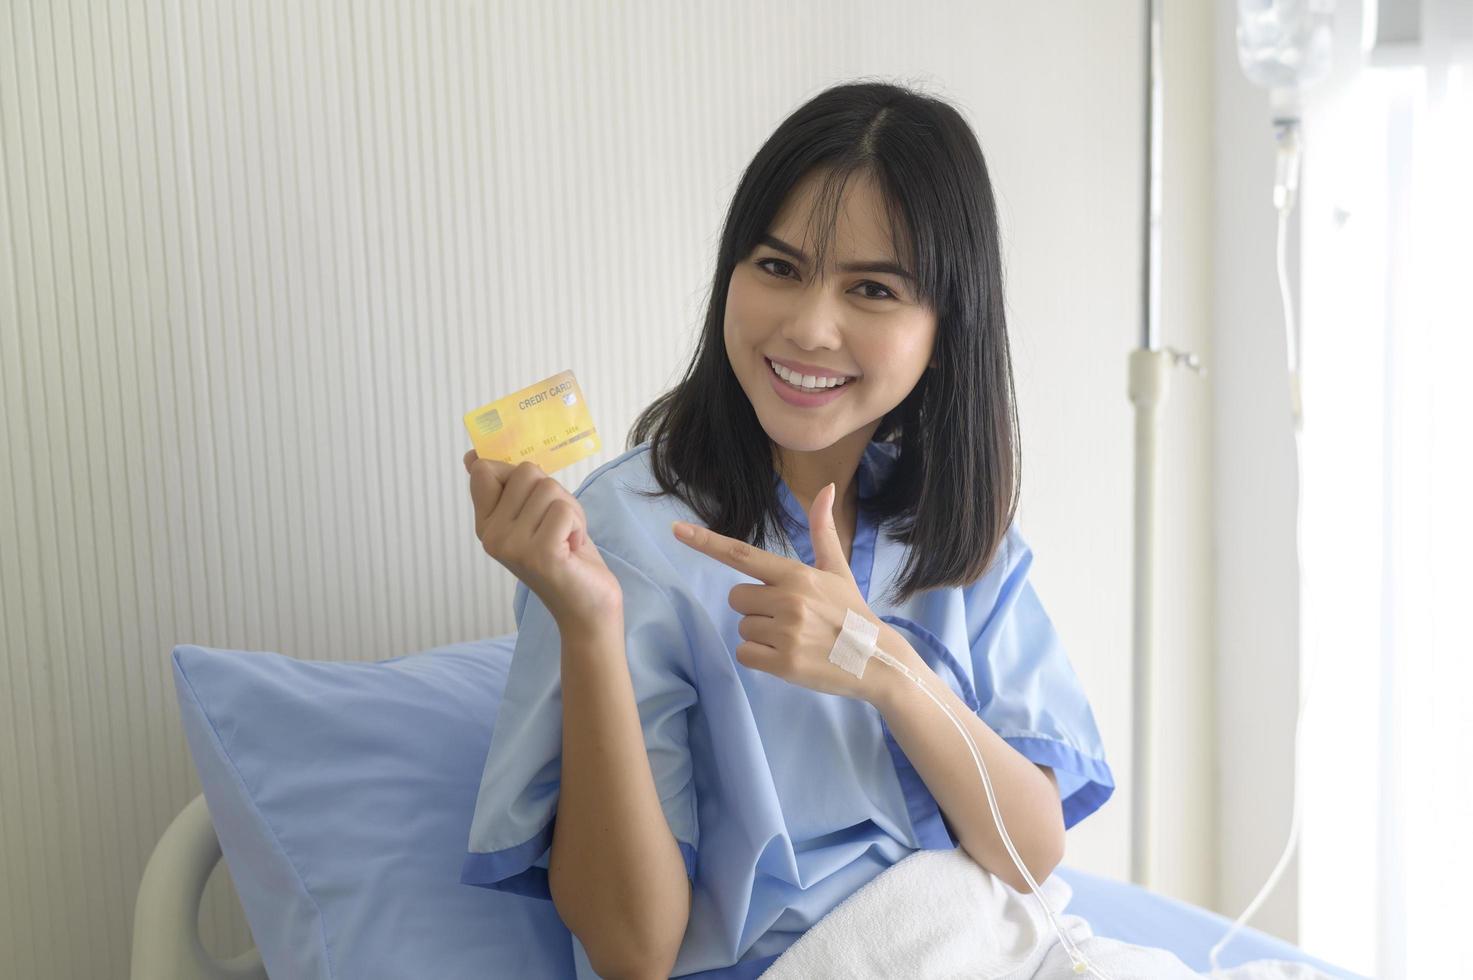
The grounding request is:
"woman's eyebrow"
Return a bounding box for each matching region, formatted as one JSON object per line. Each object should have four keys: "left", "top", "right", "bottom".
{"left": 759, "top": 233, "right": 915, "bottom": 284}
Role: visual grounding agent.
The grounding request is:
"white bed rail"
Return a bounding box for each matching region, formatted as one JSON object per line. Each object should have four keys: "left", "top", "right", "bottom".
{"left": 131, "top": 793, "right": 267, "bottom": 980}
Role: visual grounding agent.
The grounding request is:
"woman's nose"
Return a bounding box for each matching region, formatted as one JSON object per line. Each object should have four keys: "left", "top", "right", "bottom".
{"left": 780, "top": 283, "right": 845, "bottom": 348}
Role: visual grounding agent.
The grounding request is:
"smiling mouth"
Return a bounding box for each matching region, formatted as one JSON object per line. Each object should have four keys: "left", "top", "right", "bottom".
{"left": 765, "top": 357, "right": 856, "bottom": 392}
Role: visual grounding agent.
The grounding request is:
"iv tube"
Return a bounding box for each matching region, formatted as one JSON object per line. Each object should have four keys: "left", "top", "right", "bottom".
{"left": 870, "top": 648, "right": 1116, "bottom": 980}
{"left": 1211, "top": 1, "right": 1333, "bottom": 965}
{"left": 1207, "top": 114, "right": 1324, "bottom": 975}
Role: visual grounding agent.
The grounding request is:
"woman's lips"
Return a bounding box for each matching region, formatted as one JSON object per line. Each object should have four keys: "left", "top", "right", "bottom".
{"left": 765, "top": 356, "right": 856, "bottom": 407}
{"left": 766, "top": 355, "right": 857, "bottom": 381}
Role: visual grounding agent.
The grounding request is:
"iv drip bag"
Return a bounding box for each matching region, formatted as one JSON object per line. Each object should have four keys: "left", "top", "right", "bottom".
{"left": 1236, "top": 0, "right": 1336, "bottom": 93}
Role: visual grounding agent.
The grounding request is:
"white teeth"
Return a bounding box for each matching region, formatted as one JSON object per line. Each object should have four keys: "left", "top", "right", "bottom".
{"left": 769, "top": 359, "right": 850, "bottom": 391}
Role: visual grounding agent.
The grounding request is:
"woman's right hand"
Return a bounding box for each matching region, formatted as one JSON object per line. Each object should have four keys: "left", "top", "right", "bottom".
{"left": 464, "top": 449, "right": 623, "bottom": 629}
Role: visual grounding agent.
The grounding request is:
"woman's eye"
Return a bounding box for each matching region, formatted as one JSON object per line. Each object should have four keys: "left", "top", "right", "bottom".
{"left": 756, "top": 257, "right": 797, "bottom": 279}
{"left": 757, "top": 258, "right": 897, "bottom": 301}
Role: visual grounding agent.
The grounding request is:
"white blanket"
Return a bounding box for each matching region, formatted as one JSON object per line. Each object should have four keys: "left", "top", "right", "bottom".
{"left": 758, "top": 849, "right": 1335, "bottom": 980}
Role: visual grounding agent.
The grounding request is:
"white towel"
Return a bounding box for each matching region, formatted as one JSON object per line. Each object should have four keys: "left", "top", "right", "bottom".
{"left": 758, "top": 848, "right": 1336, "bottom": 980}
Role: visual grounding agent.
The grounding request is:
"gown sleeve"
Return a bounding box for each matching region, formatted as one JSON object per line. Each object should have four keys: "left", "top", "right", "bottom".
{"left": 459, "top": 547, "right": 700, "bottom": 900}
{"left": 877, "top": 519, "right": 1115, "bottom": 841}
{"left": 962, "top": 521, "right": 1115, "bottom": 831}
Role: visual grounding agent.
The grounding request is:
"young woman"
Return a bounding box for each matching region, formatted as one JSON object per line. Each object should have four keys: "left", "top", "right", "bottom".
{"left": 460, "top": 80, "right": 1114, "bottom": 980}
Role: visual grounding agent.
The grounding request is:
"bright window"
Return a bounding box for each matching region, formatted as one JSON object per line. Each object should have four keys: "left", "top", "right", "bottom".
{"left": 1299, "top": 60, "right": 1472, "bottom": 979}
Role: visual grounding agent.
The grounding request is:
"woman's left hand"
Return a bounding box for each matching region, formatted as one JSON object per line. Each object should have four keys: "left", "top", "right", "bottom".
{"left": 671, "top": 482, "right": 888, "bottom": 703}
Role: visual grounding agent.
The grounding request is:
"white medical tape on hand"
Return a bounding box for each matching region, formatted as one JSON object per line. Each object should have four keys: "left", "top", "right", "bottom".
{"left": 828, "top": 608, "right": 879, "bottom": 678}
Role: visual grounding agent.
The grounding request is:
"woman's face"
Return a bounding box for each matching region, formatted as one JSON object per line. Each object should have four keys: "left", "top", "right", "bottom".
{"left": 724, "top": 169, "right": 938, "bottom": 455}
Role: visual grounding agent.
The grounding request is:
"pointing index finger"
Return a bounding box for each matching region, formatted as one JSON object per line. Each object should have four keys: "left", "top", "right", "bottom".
{"left": 672, "top": 521, "right": 792, "bottom": 584}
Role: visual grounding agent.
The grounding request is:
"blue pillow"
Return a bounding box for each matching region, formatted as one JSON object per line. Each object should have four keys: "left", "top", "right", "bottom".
{"left": 172, "top": 636, "right": 577, "bottom": 980}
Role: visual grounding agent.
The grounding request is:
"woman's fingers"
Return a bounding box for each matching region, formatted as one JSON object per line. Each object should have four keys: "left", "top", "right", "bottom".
{"left": 468, "top": 458, "right": 510, "bottom": 524}
{"left": 511, "top": 478, "right": 574, "bottom": 551}
{"left": 530, "top": 497, "right": 583, "bottom": 558}
{"left": 736, "top": 613, "right": 782, "bottom": 647}
{"left": 727, "top": 582, "right": 787, "bottom": 617}
{"left": 484, "top": 461, "right": 544, "bottom": 533}
{"left": 472, "top": 458, "right": 585, "bottom": 562}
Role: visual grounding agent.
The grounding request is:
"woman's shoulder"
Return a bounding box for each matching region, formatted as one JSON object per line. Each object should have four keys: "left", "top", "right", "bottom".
{"left": 949, "top": 515, "right": 1030, "bottom": 604}
{"left": 569, "top": 439, "right": 683, "bottom": 518}
{"left": 568, "top": 440, "right": 700, "bottom": 589}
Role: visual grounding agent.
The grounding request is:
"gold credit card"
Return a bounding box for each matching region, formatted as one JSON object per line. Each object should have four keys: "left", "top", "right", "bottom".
{"left": 463, "top": 370, "right": 601, "bottom": 474}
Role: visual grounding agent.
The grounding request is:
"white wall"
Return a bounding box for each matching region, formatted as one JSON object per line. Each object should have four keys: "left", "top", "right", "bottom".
{"left": 0, "top": 2, "right": 1221, "bottom": 974}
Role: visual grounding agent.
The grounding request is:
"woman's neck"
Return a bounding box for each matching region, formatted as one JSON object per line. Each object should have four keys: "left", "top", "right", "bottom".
{"left": 771, "top": 427, "right": 875, "bottom": 533}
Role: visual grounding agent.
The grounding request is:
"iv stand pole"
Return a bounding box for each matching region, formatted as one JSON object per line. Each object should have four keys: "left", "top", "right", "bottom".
{"left": 1129, "top": 0, "right": 1203, "bottom": 890}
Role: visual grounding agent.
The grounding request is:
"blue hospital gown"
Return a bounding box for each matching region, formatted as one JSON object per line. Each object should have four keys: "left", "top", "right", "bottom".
{"left": 461, "top": 439, "right": 1115, "bottom": 978}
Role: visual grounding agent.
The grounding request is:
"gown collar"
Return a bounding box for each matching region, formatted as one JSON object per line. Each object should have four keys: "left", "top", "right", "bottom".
{"left": 772, "top": 441, "right": 893, "bottom": 603}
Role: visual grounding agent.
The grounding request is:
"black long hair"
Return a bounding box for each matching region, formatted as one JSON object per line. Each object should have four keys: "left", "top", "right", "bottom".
{"left": 629, "top": 79, "right": 1020, "bottom": 608}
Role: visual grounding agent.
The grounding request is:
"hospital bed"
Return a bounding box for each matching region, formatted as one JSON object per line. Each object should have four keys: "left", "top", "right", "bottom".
{"left": 133, "top": 634, "right": 1367, "bottom": 979}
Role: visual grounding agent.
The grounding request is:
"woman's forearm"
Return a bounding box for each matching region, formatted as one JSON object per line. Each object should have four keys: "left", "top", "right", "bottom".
{"left": 867, "top": 626, "right": 1065, "bottom": 893}
{"left": 547, "top": 613, "right": 691, "bottom": 980}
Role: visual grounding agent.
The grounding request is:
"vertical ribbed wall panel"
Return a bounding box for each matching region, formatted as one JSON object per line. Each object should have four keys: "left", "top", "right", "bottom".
{"left": 0, "top": 1, "right": 1154, "bottom": 975}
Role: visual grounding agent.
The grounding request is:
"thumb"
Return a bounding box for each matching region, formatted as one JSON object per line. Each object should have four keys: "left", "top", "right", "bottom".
{"left": 807, "top": 482, "right": 850, "bottom": 577}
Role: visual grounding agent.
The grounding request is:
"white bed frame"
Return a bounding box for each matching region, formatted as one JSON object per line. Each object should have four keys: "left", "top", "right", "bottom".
{"left": 131, "top": 793, "right": 267, "bottom": 980}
